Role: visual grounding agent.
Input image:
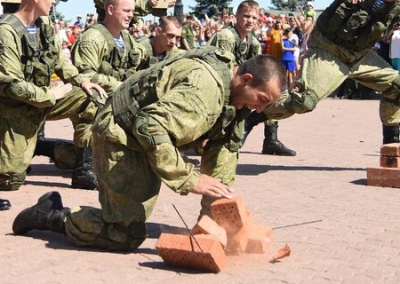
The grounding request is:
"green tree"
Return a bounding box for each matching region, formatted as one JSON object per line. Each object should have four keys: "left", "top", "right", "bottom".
{"left": 190, "top": 0, "right": 232, "bottom": 19}
{"left": 271, "top": 0, "right": 311, "bottom": 11}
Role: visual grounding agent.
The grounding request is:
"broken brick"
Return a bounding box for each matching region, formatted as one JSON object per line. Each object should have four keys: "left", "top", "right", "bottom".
{"left": 381, "top": 143, "right": 400, "bottom": 157}
{"left": 380, "top": 156, "right": 400, "bottom": 168}
{"left": 245, "top": 226, "right": 274, "bottom": 254}
{"left": 156, "top": 233, "right": 226, "bottom": 273}
{"left": 192, "top": 215, "right": 227, "bottom": 248}
{"left": 225, "top": 226, "right": 249, "bottom": 253}
{"left": 211, "top": 196, "right": 249, "bottom": 233}
{"left": 367, "top": 166, "right": 400, "bottom": 188}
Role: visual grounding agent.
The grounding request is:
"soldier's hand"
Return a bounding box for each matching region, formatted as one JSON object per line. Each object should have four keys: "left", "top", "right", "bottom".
{"left": 80, "top": 81, "right": 108, "bottom": 100}
{"left": 51, "top": 83, "right": 73, "bottom": 100}
{"left": 149, "top": 0, "right": 157, "bottom": 7}
{"left": 191, "top": 174, "right": 234, "bottom": 198}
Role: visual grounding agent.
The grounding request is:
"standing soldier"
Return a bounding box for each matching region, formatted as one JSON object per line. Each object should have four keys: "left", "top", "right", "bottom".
{"left": 208, "top": 0, "right": 296, "bottom": 157}
{"left": 0, "top": 0, "right": 107, "bottom": 194}
{"left": 180, "top": 14, "right": 195, "bottom": 50}
{"left": 72, "top": 0, "right": 148, "bottom": 97}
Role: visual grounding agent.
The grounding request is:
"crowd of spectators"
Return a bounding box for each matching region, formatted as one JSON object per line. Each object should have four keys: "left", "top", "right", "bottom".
{"left": 54, "top": 1, "right": 399, "bottom": 94}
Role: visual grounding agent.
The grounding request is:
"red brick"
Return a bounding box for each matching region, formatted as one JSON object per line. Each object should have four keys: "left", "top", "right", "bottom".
{"left": 245, "top": 226, "right": 274, "bottom": 255}
{"left": 225, "top": 226, "right": 249, "bottom": 253}
{"left": 380, "top": 156, "right": 400, "bottom": 168}
{"left": 192, "top": 215, "right": 227, "bottom": 248}
{"left": 211, "top": 196, "right": 249, "bottom": 233}
{"left": 367, "top": 167, "right": 400, "bottom": 188}
{"left": 381, "top": 143, "right": 400, "bottom": 157}
{"left": 156, "top": 233, "right": 226, "bottom": 273}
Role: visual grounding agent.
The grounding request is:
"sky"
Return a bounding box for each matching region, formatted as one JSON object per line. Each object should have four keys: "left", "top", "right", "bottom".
{"left": 57, "top": 0, "right": 333, "bottom": 22}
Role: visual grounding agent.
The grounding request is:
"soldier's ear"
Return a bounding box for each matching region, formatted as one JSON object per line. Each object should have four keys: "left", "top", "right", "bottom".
{"left": 240, "top": 73, "right": 253, "bottom": 86}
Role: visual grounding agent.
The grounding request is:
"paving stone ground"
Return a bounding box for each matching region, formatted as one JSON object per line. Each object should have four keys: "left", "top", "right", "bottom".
{"left": 1, "top": 98, "right": 399, "bottom": 284}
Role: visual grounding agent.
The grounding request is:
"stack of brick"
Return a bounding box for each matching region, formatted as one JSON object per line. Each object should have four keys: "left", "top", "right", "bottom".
{"left": 155, "top": 196, "right": 274, "bottom": 273}
{"left": 367, "top": 143, "right": 400, "bottom": 188}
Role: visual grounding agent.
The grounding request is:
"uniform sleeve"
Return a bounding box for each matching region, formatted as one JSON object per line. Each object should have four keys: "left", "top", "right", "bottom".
{"left": 133, "top": 63, "right": 225, "bottom": 194}
{"left": 0, "top": 25, "right": 56, "bottom": 108}
{"left": 71, "top": 29, "right": 120, "bottom": 93}
{"left": 200, "top": 141, "right": 238, "bottom": 186}
{"left": 134, "top": 0, "right": 168, "bottom": 17}
{"left": 54, "top": 36, "right": 90, "bottom": 87}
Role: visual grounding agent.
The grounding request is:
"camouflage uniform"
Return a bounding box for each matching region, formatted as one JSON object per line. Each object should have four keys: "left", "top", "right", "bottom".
{"left": 181, "top": 23, "right": 195, "bottom": 49}
{"left": 64, "top": 47, "right": 249, "bottom": 250}
{"left": 0, "top": 15, "right": 96, "bottom": 190}
{"left": 263, "top": 0, "right": 400, "bottom": 143}
{"left": 137, "top": 35, "right": 183, "bottom": 69}
{"left": 71, "top": 23, "right": 148, "bottom": 95}
{"left": 208, "top": 25, "right": 296, "bottom": 156}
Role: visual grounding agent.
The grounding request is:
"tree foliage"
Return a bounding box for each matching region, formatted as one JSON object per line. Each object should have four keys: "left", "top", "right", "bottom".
{"left": 270, "top": 0, "right": 312, "bottom": 11}
{"left": 190, "top": 0, "right": 232, "bottom": 19}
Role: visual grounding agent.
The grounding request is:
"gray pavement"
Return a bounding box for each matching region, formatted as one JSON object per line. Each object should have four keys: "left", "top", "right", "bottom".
{"left": 1, "top": 98, "right": 400, "bottom": 284}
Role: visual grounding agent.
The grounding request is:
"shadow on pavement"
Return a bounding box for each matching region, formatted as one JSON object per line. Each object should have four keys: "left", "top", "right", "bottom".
{"left": 138, "top": 261, "right": 212, "bottom": 274}
{"left": 236, "top": 164, "right": 366, "bottom": 176}
{"left": 27, "top": 163, "right": 72, "bottom": 177}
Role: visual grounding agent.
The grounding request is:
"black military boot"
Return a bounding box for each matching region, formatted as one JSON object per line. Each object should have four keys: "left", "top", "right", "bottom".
{"left": 383, "top": 125, "right": 400, "bottom": 144}
{"left": 262, "top": 122, "right": 296, "bottom": 156}
{"left": 71, "top": 147, "right": 98, "bottom": 190}
{"left": 12, "top": 191, "right": 68, "bottom": 235}
{"left": 242, "top": 111, "right": 268, "bottom": 146}
{"left": 0, "top": 198, "right": 11, "bottom": 210}
{"left": 33, "top": 123, "right": 56, "bottom": 159}
{"left": 37, "top": 124, "right": 46, "bottom": 141}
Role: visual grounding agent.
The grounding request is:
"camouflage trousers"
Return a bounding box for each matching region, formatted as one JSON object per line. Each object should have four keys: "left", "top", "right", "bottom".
{"left": 0, "top": 87, "right": 97, "bottom": 190}
{"left": 264, "top": 29, "right": 400, "bottom": 127}
{"left": 65, "top": 103, "right": 161, "bottom": 251}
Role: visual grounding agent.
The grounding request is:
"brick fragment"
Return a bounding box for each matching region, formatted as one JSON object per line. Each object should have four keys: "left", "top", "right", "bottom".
{"left": 380, "top": 156, "right": 400, "bottom": 168}
{"left": 192, "top": 215, "right": 227, "bottom": 248}
{"left": 226, "top": 226, "right": 249, "bottom": 253}
{"left": 245, "top": 226, "right": 274, "bottom": 254}
{"left": 367, "top": 167, "right": 400, "bottom": 188}
{"left": 156, "top": 233, "right": 226, "bottom": 273}
{"left": 381, "top": 143, "right": 400, "bottom": 157}
{"left": 211, "top": 196, "right": 249, "bottom": 233}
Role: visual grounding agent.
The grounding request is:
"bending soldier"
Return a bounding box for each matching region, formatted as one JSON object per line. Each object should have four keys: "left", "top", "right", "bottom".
{"left": 13, "top": 47, "right": 286, "bottom": 251}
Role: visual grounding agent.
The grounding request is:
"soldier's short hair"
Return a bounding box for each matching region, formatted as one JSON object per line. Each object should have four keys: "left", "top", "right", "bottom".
{"left": 237, "top": 54, "right": 286, "bottom": 90}
{"left": 159, "top": 16, "right": 182, "bottom": 31}
{"left": 237, "top": 0, "right": 259, "bottom": 15}
{"left": 104, "top": 0, "right": 120, "bottom": 8}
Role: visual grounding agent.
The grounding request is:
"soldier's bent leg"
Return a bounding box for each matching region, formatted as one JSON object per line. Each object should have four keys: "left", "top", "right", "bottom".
{"left": 380, "top": 74, "right": 400, "bottom": 144}
{"left": 262, "top": 121, "right": 296, "bottom": 156}
{"left": 62, "top": 132, "right": 161, "bottom": 251}
{"left": 0, "top": 117, "right": 38, "bottom": 191}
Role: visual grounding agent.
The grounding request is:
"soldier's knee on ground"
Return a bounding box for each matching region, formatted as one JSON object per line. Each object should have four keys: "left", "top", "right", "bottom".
{"left": 285, "top": 91, "right": 318, "bottom": 114}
